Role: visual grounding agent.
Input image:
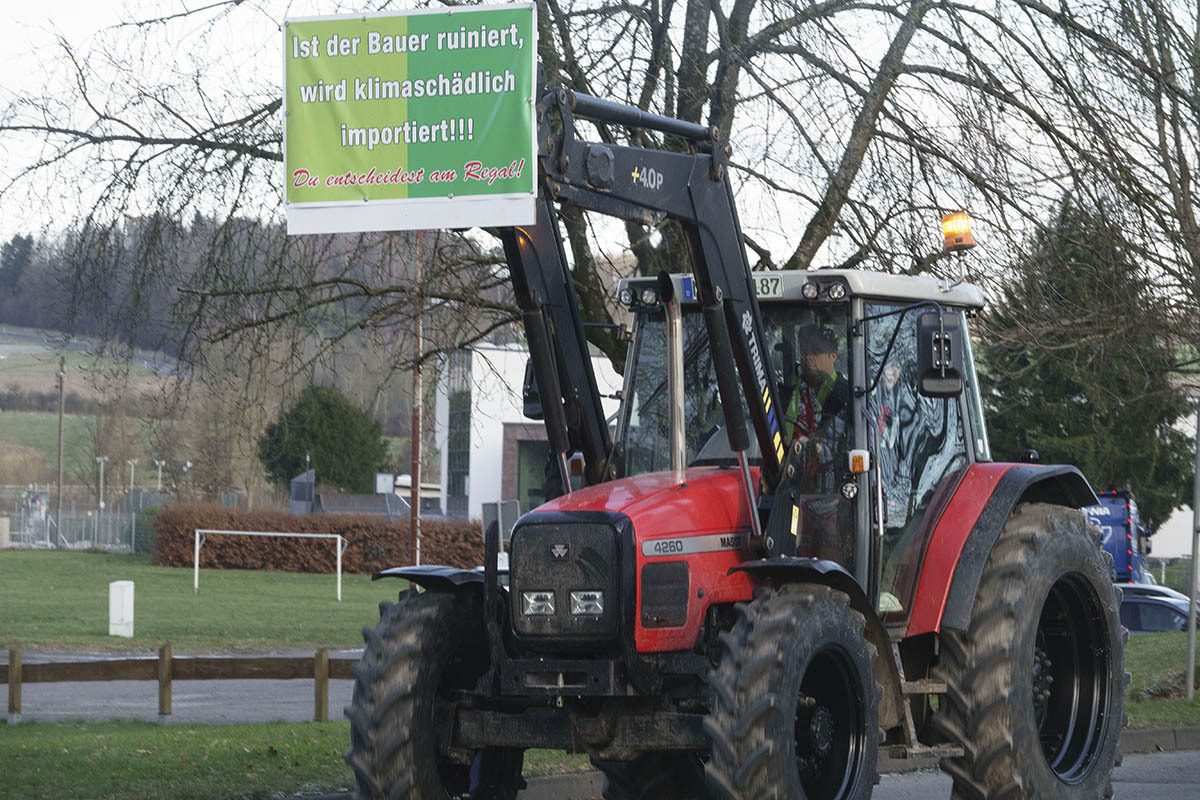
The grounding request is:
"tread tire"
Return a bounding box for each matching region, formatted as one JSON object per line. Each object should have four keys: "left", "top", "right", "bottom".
{"left": 704, "top": 584, "right": 879, "bottom": 800}
{"left": 931, "top": 502, "right": 1126, "bottom": 800}
{"left": 344, "top": 588, "right": 524, "bottom": 800}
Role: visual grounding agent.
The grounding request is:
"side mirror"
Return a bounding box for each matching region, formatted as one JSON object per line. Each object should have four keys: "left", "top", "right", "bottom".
{"left": 521, "top": 358, "right": 543, "bottom": 420}
{"left": 916, "top": 311, "right": 965, "bottom": 398}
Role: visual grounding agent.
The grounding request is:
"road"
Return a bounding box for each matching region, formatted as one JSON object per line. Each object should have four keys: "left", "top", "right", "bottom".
{"left": 9, "top": 666, "right": 1200, "bottom": 798}
{"left": 8, "top": 649, "right": 361, "bottom": 724}
{"left": 872, "top": 749, "right": 1200, "bottom": 800}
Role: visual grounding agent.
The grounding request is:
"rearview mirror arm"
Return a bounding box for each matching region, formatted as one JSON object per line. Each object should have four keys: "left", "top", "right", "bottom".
{"left": 853, "top": 300, "right": 945, "bottom": 398}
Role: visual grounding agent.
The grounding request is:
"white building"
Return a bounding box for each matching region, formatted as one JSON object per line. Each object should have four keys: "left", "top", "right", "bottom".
{"left": 434, "top": 342, "right": 623, "bottom": 520}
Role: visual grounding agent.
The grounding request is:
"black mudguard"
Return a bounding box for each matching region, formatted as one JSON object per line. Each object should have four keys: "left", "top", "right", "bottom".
{"left": 940, "top": 464, "right": 1096, "bottom": 632}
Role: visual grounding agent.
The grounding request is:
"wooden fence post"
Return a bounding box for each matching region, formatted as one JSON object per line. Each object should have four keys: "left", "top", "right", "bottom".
{"left": 314, "top": 648, "right": 329, "bottom": 722}
{"left": 7, "top": 646, "right": 20, "bottom": 722}
{"left": 157, "top": 642, "right": 172, "bottom": 719}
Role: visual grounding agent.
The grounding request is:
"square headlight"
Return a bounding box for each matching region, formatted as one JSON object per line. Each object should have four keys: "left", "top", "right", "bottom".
{"left": 570, "top": 590, "right": 604, "bottom": 615}
{"left": 522, "top": 591, "right": 555, "bottom": 616}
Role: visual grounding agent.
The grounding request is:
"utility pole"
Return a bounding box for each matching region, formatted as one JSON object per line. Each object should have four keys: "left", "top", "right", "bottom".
{"left": 96, "top": 456, "right": 108, "bottom": 543}
{"left": 127, "top": 459, "right": 137, "bottom": 552}
{"left": 154, "top": 459, "right": 165, "bottom": 492}
{"left": 410, "top": 231, "right": 424, "bottom": 566}
{"left": 55, "top": 356, "right": 64, "bottom": 544}
{"left": 1187, "top": 397, "right": 1200, "bottom": 699}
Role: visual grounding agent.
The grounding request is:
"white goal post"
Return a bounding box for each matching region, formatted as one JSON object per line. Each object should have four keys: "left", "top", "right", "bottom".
{"left": 193, "top": 529, "right": 349, "bottom": 601}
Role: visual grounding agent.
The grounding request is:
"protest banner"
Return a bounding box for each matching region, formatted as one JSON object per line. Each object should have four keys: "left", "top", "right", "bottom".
{"left": 284, "top": 3, "right": 536, "bottom": 234}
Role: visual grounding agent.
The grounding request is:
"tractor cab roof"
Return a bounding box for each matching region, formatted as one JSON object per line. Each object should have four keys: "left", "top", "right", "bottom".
{"left": 618, "top": 269, "right": 987, "bottom": 310}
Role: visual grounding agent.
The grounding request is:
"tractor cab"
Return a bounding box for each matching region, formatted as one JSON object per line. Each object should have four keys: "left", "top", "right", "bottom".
{"left": 613, "top": 270, "right": 988, "bottom": 626}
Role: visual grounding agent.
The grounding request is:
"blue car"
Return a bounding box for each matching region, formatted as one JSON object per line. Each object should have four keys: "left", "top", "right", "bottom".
{"left": 1119, "top": 592, "right": 1192, "bottom": 633}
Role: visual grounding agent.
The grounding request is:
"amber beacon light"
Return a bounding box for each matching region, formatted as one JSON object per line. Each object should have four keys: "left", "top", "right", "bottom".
{"left": 941, "top": 211, "right": 977, "bottom": 253}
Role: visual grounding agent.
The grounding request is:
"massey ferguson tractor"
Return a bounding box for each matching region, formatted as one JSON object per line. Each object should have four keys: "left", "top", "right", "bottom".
{"left": 344, "top": 81, "right": 1126, "bottom": 800}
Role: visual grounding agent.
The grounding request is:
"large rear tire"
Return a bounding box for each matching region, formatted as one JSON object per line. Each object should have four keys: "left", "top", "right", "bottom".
{"left": 932, "top": 502, "right": 1127, "bottom": 799}
{"left": 704, "top": 584, "right": 879, "bottom": 800}
{"left": 344, "top": 589, "right": 525, "bottom": 800}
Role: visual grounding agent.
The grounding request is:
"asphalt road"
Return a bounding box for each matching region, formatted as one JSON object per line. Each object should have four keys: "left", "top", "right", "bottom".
{"left": 870, "top": 749, "right": 1200, "bottom": 800}
{"left": 7, "top": 650, "right": 362, "bottom": 724}
{"left": 9, "top": 664, "right": 1200, "bottom": 799}
{"left": 13, "top": 677, "right": 357, "bottom": 723}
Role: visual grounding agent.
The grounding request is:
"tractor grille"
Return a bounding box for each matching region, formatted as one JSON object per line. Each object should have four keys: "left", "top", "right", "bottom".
{"left": 640, "top": 561, "right": 689, "bottom": 628}
{"left": 509, "top": 522, "right": 619, "bottom": 642}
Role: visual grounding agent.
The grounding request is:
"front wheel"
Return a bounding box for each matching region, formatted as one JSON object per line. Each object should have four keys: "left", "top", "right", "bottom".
{"left": 932, "top": 502, "right": 1127, "bottom": 799}
{"left": 705, "top": 584, "right": 879, "bottom": 799}
{"left": 344, "top": 589, "right": 525, "bottom": 799}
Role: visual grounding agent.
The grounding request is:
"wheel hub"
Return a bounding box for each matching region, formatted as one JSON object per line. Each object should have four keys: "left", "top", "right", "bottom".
{"left": 1035, "top": 572, "right": 1111, "bottom": 784}
{"left": 808, "top": 706, "right": 835, "bottom": 757}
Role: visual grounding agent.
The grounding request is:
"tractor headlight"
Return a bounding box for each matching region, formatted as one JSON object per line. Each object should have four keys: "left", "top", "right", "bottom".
{"left": 569, "top": 591, "right": 605, "bottom": 615}
{"left": 619, "top": 287, "right": 635, "bottom": 306}
{"left": 521, "top": 591, "right": 555, "bottom": 616}
{"left": 801, "top": 281, "right": 820, "bottom": 300}
{"left": 827, "top": 281, "right": 847, "bottom": 300}
{"left": 640, "top": 287, "right": 659, "bottom": 306}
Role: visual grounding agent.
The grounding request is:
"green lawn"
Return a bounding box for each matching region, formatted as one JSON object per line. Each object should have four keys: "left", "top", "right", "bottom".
{"left": 0, "top": 551, "right": 407, "bottom": 652}
{"left": 0, "top": 719, "right": 590, "bottom": 800}
{"left": 0, "top": 411, "right": 91, "bottom": 471}
{"left": 1123, "top": 630, "right": 1200, "bottom": 727}
{"left": 0, "top": 720, "right": 352, "bottom": 800}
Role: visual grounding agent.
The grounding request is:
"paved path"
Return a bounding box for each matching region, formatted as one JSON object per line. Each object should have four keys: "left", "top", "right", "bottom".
{"left": 5, "top": 649, "right": 362, "bottom": 724}
{"left": 867, "top": 749, "right": 1200, "bottom": 800}
{"left": 308, "top": 749, "right": 1200, "bottom": 800}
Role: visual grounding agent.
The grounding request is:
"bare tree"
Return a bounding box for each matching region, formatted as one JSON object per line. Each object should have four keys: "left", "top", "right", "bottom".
{"left": 2, "top": 0, "right": 1196, "bottom": 396}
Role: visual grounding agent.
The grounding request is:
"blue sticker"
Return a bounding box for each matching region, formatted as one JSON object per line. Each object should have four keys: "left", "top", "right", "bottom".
{"left": 681, "top": 276, "right": 695, "bottom": 301}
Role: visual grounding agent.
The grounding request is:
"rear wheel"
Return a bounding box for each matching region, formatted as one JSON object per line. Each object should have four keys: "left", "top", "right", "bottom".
{"left": 705, "top": 584, "right": 879, "bottom": 799}
{"left": 344, "top": 589, "right": 525, "bottom": 799}
{"left": 932, "top": 502, "right": 1126, "bottom": 799}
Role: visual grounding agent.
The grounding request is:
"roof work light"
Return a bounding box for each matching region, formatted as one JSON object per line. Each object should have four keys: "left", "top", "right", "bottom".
{"left": 942, "top": 211, "right": 977, "bottom": 253}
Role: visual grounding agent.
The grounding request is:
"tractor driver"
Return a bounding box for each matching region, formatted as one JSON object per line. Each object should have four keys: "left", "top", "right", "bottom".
{"left": 782, "top": 324, "right": 851, "bottom": 561}
{"left": 786, "top": 325, "right": 849, "bottom": 442}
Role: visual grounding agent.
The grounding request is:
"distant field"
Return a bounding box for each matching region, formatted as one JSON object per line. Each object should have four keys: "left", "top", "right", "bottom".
{"left": 0, "top": 325, "right": 170, "bottom": 396}
{"left": 0, "top": 411, "right": 91, "bottom": 477}
{"left": 0, "top": 551, "right": 408, "bottom": 653}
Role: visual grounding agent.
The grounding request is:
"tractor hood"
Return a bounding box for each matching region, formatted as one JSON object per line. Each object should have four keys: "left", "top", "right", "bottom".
{"left": 533, "top": 466, "right": 754, "bottom": 537}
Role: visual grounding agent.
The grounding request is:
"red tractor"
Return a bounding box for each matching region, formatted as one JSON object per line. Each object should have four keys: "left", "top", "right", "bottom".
{"left": 345, "top": 83, "right": 1125, "bottom": 800}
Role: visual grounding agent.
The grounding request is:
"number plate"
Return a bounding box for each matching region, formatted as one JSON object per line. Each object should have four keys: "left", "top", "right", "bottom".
{"left": 753, "top": 275, "right": 782, "bottom": 298}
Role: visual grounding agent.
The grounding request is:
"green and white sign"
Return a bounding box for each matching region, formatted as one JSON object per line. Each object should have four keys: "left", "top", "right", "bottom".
{"left": 283, "top": 3, "right": 536, "bottom": 235}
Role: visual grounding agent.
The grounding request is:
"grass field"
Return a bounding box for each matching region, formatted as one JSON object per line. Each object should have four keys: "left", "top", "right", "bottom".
{"left": 0, "top": 720, "right": 353, "bottom": 800}
{"left": 0, "top": 411, "right": 92, "bottom": 474}
{"left": 0, "top": 551, "right": 408, "bottom": 652}
{"left": 0, "top": 719, "right": 591, "bottom": 800}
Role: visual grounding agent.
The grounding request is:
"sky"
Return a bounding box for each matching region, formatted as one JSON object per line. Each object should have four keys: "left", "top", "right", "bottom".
{"left": 0, "top": 1, "right": 334, "bottom": 240}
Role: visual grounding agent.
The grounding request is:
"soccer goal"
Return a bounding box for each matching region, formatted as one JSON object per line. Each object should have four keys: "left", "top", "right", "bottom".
{"left": 193, "top": 529, "right": 349, "bottom": 601}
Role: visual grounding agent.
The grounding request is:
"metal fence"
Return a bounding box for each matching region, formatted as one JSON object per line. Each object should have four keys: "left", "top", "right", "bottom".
{"left": 5, "top": 490, "right": 171, "bottom": 552}
{"left": 9, "top": 508, "right": 132, "bottom": 551}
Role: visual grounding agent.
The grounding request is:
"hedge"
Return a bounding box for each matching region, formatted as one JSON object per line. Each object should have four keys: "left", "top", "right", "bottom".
{"left": 153, "top": 504, "right": 483, "bottom": 573}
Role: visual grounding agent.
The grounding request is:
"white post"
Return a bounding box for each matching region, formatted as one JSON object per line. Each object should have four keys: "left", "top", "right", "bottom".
{"left": 109, "top": 580, "right": 134, "bottom": 637}
{"left": 96, "top": 455, "right": 108, "bottom": 544}
{"left": 193, "top": 530, "right": 200, "bottom": 594}
{"left": 336, "top": 535, "right": 343, "bottom": 602}
{"left": 1187, "top": 398, "right": 1200, "bottom": 699}
{"left": 127, "top": 459, "right": 137, "bottom": 552}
